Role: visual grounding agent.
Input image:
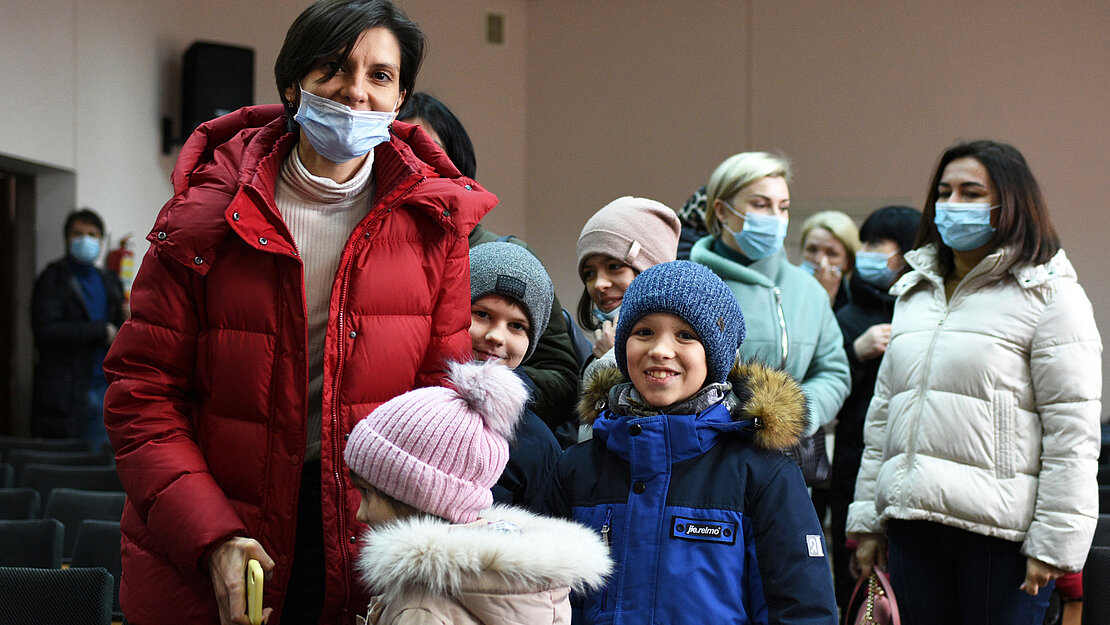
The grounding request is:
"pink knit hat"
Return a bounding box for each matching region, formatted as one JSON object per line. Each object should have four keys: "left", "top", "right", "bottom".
{"left": 343, "top": 360, "right": 528, "bottom": 523}
{"left": 576, "top": 196, "right": 681, "bottom": 275}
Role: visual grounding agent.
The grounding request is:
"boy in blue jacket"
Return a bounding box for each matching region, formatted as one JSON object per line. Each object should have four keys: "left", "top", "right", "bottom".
{"left": 537, "top": 260, "right": 837, "bottom": 625}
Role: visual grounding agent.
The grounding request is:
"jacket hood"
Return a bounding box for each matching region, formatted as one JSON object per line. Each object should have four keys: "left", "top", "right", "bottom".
{"left": 356, "top": 504, "right": 611, "bottom": 605}
{"left": 895, "top": 244, "right": 1076, "bottom": 297}
{"left": 578, "top": 359, "right": 808, "bottom": 451}
{"left": 151, "top": 106, "right": 495, "bottom": 275}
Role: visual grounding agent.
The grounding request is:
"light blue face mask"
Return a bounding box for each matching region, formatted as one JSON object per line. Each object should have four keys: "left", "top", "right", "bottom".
{"left": 68, "top": 235, "right": 100, "bottom": 265}
{"left": 799, "top": 260, "right": 816, "bottom": 275}
{"left": 855, "top": 250, "right": 899, "bottom": 288}
{"left": 591, "top": 306, "right": 620, "bottom": 324}
{"left": 293, "top": 86, "right": 397, "bottom": 163}
{"left": 720, "top": 201, "right": 788, "bottom": 260}
{"left": 934, "top": 202, "right": 999, "bottom": 251}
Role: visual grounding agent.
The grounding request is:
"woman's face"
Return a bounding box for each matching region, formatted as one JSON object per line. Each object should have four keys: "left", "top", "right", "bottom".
{"left": 802, "top": 227, "right": 850, "bottom": 273}
{"left": 581, "top": 255, "right": 636, "bottom": 313}
{"left": 283, "top": 26, "right": 405, "bottom": 114}
{"left": 714, "top": 175, "right": 790, "bottom": 231}
{"left": 937, "top": 157, "right": 1000, "bottom": 227}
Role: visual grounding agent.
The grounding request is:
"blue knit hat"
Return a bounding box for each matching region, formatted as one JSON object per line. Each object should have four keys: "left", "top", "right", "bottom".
{"left": 615, "top": 260, "right": 745, "bottom": 384}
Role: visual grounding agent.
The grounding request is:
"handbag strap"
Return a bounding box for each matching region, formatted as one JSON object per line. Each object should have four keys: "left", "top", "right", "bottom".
{"left": 870, "top": 567, "right": 901, "bottom": 625}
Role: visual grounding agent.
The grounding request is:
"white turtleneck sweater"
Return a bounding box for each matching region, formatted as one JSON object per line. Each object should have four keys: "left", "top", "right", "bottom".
{"left": 275, "top": 149, "right": 375, "bottom": 461}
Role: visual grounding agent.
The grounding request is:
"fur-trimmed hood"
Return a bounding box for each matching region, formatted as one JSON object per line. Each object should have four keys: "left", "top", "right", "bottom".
{"left": 577, "top": 359, "right": 808, "bottom": 451}
{"left": 356, "top": 504, "right": 611, "bottom": 621}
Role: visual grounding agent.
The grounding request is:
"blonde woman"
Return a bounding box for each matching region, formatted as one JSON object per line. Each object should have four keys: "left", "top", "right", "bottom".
{"left": 799, "top": 210, "right": 860, "bottom": 309}
{"left": 690, "top": 152, "right": 849, "bottom": 446}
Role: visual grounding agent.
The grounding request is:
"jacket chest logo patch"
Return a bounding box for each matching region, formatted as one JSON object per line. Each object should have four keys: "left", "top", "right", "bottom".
{"left": 671, "top": 516, "right": 737, "bottom": 545}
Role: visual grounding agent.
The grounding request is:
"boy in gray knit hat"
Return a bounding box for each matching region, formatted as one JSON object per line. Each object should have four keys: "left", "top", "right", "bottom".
{"left": 469, "top": 241, "right": 554, "bottom": 367}
{"left": 468, "top": 241, "right": 560, "bottom": 507}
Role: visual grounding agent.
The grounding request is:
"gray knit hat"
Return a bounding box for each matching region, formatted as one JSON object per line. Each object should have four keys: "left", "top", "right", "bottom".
{"left": 576, "top": 197, "right": 681, "bottom": 275}
{"left": 469, "top": 242, "right": 554, "bottom": 362}
{"left": 615, "top": 260, "right": 745, "bottom": 385}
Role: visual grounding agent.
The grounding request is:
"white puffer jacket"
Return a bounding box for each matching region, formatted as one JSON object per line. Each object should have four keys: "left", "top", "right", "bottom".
{"left": 847, "top": 245, "right": 1101, "bottom": 571}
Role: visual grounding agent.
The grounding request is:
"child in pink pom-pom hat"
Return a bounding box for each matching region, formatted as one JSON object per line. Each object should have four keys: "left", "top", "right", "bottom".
{"left": 343, "top": 359, "right": 611, "bottom": 625}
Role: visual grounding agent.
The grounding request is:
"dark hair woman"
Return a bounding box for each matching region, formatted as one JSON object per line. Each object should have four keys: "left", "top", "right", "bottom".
{"left": 102, "top": 1, "right": 497, "bottom": 623}
{"left": 848, "top": 140, "right": 1100, "bottom": 624}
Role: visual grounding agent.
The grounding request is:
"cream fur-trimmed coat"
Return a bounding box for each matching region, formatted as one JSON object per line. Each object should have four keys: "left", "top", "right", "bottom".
{"left": 355, "top": 505, "right": 612, "bottom": 625}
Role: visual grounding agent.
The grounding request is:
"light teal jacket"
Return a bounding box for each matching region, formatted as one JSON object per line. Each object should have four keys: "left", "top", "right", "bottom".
{"left": 690, "top": 236, "right": 850, "bottom": 436}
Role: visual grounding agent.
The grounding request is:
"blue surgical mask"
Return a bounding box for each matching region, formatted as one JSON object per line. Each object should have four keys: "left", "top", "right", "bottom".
{"left": 799, "top": 260, "right": 816, "bottom": 275}
{"left": 69, "top": 235, "right": 101, "bottom": 265}
{"left": 855, "top": 250, "right": 899, "bottom": 289}
{"left": 591, "top": 305, "right": 620, "bottom": 324}
{"left": 293, "top": 86, "right": 397, "bottom": 163}
{"left": 934, "top": 202, "right": 999, "bottom": 251}
{"left": 721, "top": 201, "right": 788, "bottom": 260}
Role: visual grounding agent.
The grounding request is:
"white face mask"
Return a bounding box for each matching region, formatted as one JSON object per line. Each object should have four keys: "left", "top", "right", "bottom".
{"left": 293, "top": 86, "right": 398, "bottom": 163}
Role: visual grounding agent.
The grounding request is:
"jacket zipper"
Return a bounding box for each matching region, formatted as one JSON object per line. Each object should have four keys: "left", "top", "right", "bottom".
{"left": 773, "top": 287, "right": 788, "bottom": 369}
{"left": 905, "top": 283, "right": 951, "bottom": 481}
{"left": 600, "top": 507, "right": 613, "bottom": 611}
{"left": 330, "top": 175, "right": 426, "bottom": 612}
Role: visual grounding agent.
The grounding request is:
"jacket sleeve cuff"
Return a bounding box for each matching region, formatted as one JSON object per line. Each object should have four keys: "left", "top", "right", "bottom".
{"left": 1022, "top": 515, "right": 1096, "bottom": 573}
{"left": 146, "top": 472, "right": 249, "bottom": 575}
{"left": 846, "top": 501, "right": 882, "bottom": 536}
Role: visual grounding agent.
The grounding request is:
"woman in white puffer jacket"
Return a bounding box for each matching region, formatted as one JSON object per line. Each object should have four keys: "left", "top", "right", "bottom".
{"left": 847, "top": 140, "right": 1101, "bottom": 625}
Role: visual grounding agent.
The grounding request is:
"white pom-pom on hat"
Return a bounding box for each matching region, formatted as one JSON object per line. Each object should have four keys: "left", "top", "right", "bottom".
{"left": 447, "top": 359, "right": 529, "bottom": 441}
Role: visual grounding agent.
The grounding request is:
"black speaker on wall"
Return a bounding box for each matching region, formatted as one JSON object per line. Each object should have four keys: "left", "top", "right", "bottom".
{"left": 181, "top": 41, "right": 255, "bottom": 137}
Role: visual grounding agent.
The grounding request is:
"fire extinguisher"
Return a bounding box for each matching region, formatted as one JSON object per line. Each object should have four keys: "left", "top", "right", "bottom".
{"left": 106, "top": 234, "right": 136, "bottom": 301}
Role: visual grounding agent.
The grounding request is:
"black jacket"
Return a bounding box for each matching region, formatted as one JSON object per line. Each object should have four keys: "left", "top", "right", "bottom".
{"left": 830, "top": 273, "right": 896, "bottom": 494}
{"left": 31, "top": 258, "right": 124, "bottom": 437}
{"left": 828, "top": 273, "right": 894, "bottom": 605}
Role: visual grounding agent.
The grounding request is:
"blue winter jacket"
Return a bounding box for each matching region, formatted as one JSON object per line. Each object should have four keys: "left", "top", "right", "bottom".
{"left": 537, "top": 361, "right": 838, "bottom": 625}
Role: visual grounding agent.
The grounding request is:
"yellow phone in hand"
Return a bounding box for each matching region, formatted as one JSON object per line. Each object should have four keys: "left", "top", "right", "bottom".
{"left": 246, "top": 558, "right": 264, "bottom": 625}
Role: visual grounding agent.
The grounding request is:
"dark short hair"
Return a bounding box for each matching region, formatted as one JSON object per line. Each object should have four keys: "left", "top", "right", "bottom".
{"left": 64, "top": 208, "right": 104, "bottom": 239}
{"left": 275, "top": 0, "right": 426, "bottom": 127}
{"left": 397, "top": 92, "right": 477, "bottom": 178}
{"left": 859, "top": 205, "right": 921, "bottom": 255}
{"left": 914, "top": 140, "right": 1060, "bottom": 277}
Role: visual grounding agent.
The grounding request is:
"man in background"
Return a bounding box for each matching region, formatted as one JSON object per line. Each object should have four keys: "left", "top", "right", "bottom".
{"left": 31, "top": 208, "right": 124, "bottom": 447}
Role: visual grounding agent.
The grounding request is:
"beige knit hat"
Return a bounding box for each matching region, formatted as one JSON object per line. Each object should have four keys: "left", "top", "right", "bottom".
{"left": 576, "top": 196, "right": 681, "bottom": 275}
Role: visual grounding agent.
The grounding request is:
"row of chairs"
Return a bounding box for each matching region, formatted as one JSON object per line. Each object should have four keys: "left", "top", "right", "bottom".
{"left": 0, "top": 566, "right": 115, "bottom": 625}
{"left": 0, "top": 488, "right": 125, "bottom": 558}
{"left": 0, "top": 437, "right": 125, "bottom": 621}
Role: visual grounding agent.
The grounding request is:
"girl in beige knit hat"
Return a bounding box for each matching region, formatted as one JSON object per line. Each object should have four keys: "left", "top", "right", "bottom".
{"left": 574, "top": 197, "right": 681, "bottom": 363}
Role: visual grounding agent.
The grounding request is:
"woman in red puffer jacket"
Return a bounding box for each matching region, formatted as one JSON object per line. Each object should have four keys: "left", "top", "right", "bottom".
{"left": 103, "top": 2, "right": 495, "bottom": 624}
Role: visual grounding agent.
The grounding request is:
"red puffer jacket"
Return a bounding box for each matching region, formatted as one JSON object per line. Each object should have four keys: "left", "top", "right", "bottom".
{"left": 103, "top": 105, "right": 495, "bottom": 624}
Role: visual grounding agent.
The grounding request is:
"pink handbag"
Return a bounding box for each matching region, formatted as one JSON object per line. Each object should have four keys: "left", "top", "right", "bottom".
{"left": 844, "top": 567, "right": 900, "bottom": 625}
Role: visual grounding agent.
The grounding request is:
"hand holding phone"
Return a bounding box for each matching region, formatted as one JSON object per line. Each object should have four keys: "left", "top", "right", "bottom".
{"left": 246, "top": 558, "right": 264, "bottom": 625}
